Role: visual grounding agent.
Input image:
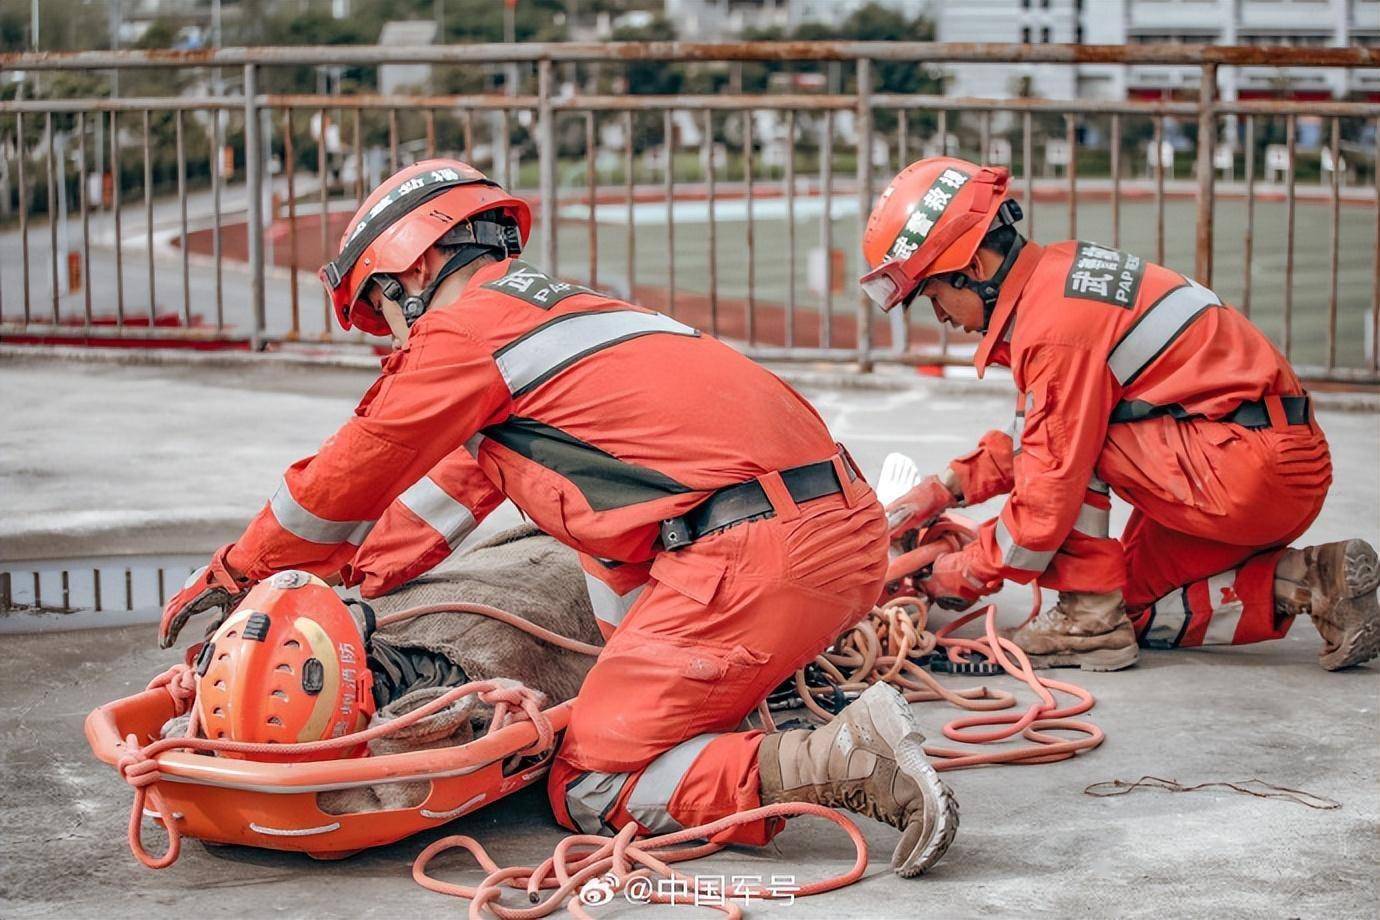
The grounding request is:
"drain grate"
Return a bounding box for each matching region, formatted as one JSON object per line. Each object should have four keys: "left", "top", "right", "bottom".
{"left": 0, "top": 554, "right": 206, "bottom": 633}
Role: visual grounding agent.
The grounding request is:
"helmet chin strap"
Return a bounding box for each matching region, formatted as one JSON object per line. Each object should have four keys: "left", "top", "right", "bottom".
{"left": 396, "top": 244, "right": 496, "bottom": 326}
{"left": 374, "top": 216, "right": 520, "bottom": 330}
{"left": 972, "top": 233, "right": 1025, "bottom": 332}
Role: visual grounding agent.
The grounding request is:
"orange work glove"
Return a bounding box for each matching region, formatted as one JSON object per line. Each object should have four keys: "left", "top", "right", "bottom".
{"left": 918, "top": 547, "right": 1001, "bottom": 611}
{"left": 885, "top": 473, "right": 962, "bottom": 542}
{"left": 158, "top": 543, "right": 252, "bottom": 649}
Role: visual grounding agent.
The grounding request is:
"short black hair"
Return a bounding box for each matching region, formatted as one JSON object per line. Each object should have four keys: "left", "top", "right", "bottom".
{"left": 979, "top": 222, "right": 1023, "bottom": 260}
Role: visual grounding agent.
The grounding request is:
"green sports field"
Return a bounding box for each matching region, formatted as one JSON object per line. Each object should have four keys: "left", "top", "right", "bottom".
{"left": 552, "top": 193, "right": 1378, "bottom": 371}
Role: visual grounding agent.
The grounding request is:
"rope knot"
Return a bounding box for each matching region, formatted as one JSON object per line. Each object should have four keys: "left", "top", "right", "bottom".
{"left": 116, "top": 735, "right": 162, "bottom": 788}
{"left": 477, "top": 679, "right": 553, "bottom": 756}
{"left": 146, "top": 664, "right": 199, "bottom": 716}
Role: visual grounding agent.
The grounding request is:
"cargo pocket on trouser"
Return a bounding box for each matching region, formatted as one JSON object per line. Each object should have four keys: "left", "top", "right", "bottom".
{"left": 581, "top": 629, "right": 771, "bottom": 757}
{"left": 780, "top": 499, "right": 888, "bottom": 596}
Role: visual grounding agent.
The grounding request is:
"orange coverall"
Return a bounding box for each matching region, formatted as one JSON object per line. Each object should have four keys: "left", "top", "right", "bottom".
{"left": 945, "top": 240, "right": 1330, "bottom": 649}
{"left": 223, "top": 258, "right": 889, "bottom": 843}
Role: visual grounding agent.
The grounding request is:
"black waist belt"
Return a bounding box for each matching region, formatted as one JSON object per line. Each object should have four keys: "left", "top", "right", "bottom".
{"left": 1109, "top": 394, "right": 1310, "bottom": 429}
{"left": 660, "top": 456, "right": 851, "bottom": 550}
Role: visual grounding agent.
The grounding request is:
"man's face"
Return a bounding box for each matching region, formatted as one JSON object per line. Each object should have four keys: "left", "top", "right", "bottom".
{"left": 921, "top": 274, "right": 986, "bottom": 334}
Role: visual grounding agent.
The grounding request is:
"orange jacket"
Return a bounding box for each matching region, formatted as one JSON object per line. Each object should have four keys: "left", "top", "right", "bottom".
{"left": 341, "top": 447, "right": 503, "bottom": 597}
{"left": 956, "top": 240, "right": 1305, "bottom": 587}
{"left": 227, "top": 258, "right": 839, "bottom": 588}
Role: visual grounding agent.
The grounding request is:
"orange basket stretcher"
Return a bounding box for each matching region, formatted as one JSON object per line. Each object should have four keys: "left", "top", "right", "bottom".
{"left": 86, "top": 682, "right": 570, "bottom": 861}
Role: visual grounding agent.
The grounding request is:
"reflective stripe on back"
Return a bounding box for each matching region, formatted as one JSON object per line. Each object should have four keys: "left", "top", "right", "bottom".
{"left": 495, "top": 309, "right": 699, "bottom": 398}
{"left": 1108, "top": 279, "right": 1221, "bottom": 386}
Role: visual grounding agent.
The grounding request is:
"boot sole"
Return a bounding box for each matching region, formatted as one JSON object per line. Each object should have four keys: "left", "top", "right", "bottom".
{"left": 1024, "top": 643, "right": 1140, "bottom": 672}
{"left": 1319, "top": 540, "right": 1380, "bottom": 671}
{"left": 860, "top": 684, "right": 960, "bottom": 878}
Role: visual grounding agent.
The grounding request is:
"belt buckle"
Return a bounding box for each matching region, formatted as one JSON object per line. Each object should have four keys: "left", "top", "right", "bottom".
{"left": 660, "top": 517, "right": 693, "bottom": 551}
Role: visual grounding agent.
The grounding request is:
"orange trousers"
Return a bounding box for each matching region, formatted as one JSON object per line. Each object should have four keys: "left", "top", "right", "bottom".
{"left": 547, "top": 475, "right": 888, "bottom": 845}
{"left": 1096, "top": 415, "right": 1333, "bottom": 648}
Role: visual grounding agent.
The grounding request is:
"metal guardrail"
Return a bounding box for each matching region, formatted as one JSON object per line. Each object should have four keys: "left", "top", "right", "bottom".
{"left": 0, "top": 42, "right": 1377, "bottom": 381}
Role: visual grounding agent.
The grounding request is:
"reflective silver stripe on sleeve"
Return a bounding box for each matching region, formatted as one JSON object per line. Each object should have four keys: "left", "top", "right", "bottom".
{"left": 1108, "top": 280, "right": 1220, "bottom": 386}
{"left": 1072, "top": 503, "right": 1110, "bottom": 539}
{"left": 464, "top": 432, "right": 486, "bottom": 456}
{"left": 1202, "top": 569, "right": 1246, "bottom": 645}
{"left": 584, "top": 572, "right": 647, "bottom": 630}
{"left": 1088, "top": 474, "right": 1110, "bottom": 495}
{"left": 624, "top": 733, "right": 720, "bottom": 833}
{"left": 1144, "top": 589, "right": 1189, "bottom": 649}
{"left": 564, "top": 771, "right": 631, "bottom": 835}
{"left": 1009, "top": 391, "right": 1033, "bottom": 455}
{"left": 495, "top": 310, "right": 698, "bottom": 397}
{"left": 994, "top": 517, "right": 1055, "bottom": 573}
{"left": 269, "top": 479, "right": 375, "bottom": 545}
{"left": 397, "top": 477, "right": 477, "bottom": 550}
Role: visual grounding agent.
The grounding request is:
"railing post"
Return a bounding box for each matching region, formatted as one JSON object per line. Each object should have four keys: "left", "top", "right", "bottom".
{"left": 244, "top": 62, "right": 266, "bottom": 350}
{"left": 856, "top": 57, "right": 874, "bottom": 372}
{"left": 1194, "top": 62, "right": 1217, "bottom": 287}
{"left": 538, "top": 57, "right": 557, "bottom": 273}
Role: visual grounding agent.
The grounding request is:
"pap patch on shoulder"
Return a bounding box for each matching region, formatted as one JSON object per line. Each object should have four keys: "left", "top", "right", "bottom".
{"left": 1062, "top": 242, "right": 1146, "bottom": 309}
{"left": 483, "top": 260, "right": 595, "bottom": 309}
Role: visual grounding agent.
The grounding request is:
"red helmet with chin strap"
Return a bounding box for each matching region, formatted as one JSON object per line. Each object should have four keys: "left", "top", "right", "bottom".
{"left": 319, "top": 159, "right": 532, "bottom": 337}
{"left": 859, "top": 157, "right": 1016, "bottom": 312}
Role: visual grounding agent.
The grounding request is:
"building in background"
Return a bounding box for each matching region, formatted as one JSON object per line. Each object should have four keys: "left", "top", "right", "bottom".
{"left": 937, "top": 0, "right": 1380, "bottom": 102}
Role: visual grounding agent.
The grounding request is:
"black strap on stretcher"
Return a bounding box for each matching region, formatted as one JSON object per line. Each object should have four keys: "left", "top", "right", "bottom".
{"left": 1109, "top": 394, "right": 1310, "bottom": 429}
{"left": 660, "top": 454, "right": 856, "bottom": 550}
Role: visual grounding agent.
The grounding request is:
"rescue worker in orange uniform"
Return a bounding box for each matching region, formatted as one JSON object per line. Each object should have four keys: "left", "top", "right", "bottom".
{"left": 862, "top": 156, "right": 1379, "bottom": 672}
{"left": 157, "top": 159, "right": 958, "bottom": 876}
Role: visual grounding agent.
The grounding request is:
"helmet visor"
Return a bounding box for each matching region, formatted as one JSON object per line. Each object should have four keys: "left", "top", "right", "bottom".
{"left": 859, "top": 261, "right": 912, "bottom": 312}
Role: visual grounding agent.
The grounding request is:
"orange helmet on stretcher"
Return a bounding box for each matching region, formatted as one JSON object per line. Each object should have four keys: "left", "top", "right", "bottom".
{"left": 319, "top": 158, "right": 532, "bottom": 336}
{"left": 860, "top": 157, "right": 1017, "bottom": 312}
{"left": 194, "top": 571, "right": 375, "bottom": 761}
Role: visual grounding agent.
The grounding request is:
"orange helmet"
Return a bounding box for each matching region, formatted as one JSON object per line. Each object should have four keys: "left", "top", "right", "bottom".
{"left": 859, "top": 157, "right": 1018, "bottom": 312}
{"left": 194, "top": 571, "right": 375, "bottom": 761}
{"left": 320, "top": 158, "right": 532, "bottom": 336}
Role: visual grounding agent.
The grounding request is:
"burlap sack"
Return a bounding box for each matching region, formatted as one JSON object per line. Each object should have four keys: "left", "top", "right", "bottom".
{"left": 365, "top": 523, "right": 603, "bottom": 705}
{"left": 318, "top": 525, "right": 601, "bottom": 815}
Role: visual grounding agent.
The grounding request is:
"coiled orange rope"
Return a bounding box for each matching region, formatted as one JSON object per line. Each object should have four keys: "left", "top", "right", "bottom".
{"left": 412, "top": 804, "right": 869, "bottom": 920}
{"left": 785, "top": 514, "right": 1104, "bottom": 769}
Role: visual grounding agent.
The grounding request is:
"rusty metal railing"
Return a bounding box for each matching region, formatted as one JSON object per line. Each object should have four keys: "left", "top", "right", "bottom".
{"left": 0, "top": 42, "right": 1376, "bottom": 382}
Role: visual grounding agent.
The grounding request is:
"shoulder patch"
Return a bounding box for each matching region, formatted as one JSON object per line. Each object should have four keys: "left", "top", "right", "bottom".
{"left": 1062, "top": 241, "right": 1145, "bottom": 309}
{"left": 482, "top": 260, "right": 594, "bottom": 310}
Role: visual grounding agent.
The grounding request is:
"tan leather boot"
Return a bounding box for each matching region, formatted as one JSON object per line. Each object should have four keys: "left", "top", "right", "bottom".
{"left": 1003, "top": 589, "right": 1139, "bottom": 672}
{"left": 1274, "top": 539, "right": 1380, "bottom": 671}
{"left": 757, "top": 683, "right": 958, "bottom": 878}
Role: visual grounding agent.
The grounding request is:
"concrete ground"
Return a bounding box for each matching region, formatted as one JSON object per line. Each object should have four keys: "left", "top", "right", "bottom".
{"left": 1, "top": 353, "right": 1378, "bottom": 918}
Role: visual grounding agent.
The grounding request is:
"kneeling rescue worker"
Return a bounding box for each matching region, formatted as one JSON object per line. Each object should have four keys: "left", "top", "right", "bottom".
{"left": 862, "top": 156, "right": 1380, "bottom": 672}
{"left": 158, "top": 159, "right": 958, "bottom": 876}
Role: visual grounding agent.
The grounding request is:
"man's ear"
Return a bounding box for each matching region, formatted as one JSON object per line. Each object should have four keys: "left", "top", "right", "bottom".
{"left": 400, "top": 253, "right": 433, "bottom": 290}
{"left": 967, "top": 254, "right": 988, "bottom": 282}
